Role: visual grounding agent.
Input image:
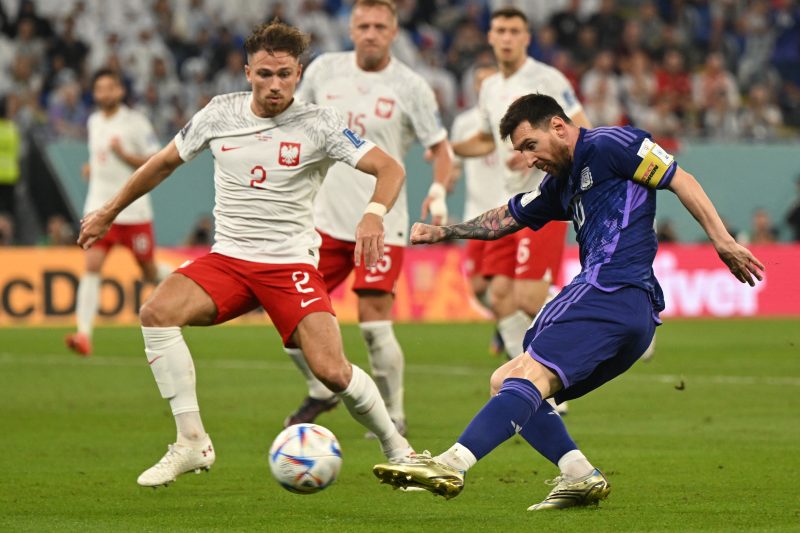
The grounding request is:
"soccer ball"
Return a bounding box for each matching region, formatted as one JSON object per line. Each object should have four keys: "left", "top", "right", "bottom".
{"left": 268, "top": 423, "right": 342, "bottom": 494}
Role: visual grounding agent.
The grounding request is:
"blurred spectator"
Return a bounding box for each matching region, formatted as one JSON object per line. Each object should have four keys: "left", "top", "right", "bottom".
{"left": 620, "top": 50, "right": 657, "bottom": 126}
{"left": 11, "top": 0, "right": 54, "bottom": 40}
{"left": 0, "top": 211, "right": 13, "bottom": 244}
{"left": 637, "top": 1, "right": 665, "bottom": 56}
{"left": 0, "top": 96, "right": 20, "bottom": 215}
{"left": 737, "top": 0, "right": 777, "bottom": 89}
{"left": 785, "top": 176, "right": 800, "bottom": 242}
{"left": 531, "top": 24, "right": 560, "bottom": 65}
{"left": 572, "top": 24, "right": 599, "bottom": 76}
{"left": 581, "top": 50, "right": 623, "bottom": 126}
{"left": 749, "top": 208, "right": 779, "bottom": 244}
{"left": 144, "top": 56, "right": 181, "bottom": 105}
{"left": 39, "top": 213, "right": 75, "bottom": 245}
{"left": 587, "top": 0, "right": 625, "bottom": 51}
{"left": 47, "top": 79, "right": 89, "bottom": 139}
{"left": 445, "top": 19, "right": 487, "bottom": 80}
{"left": 702, "top": 88, "right": 741, "bottom": 140}
{"left": 739, "top": 84, "right": 783, "bottom": 141}
{"left": 654, "top": 49, "right": 693, "bottom": 123}
{"left": 656, "top": 219, "right": 678, "bottom": 243}
{"left": 12, "top": 17, "right": 45, "bottom": 70}
{"left": 549, "top": 0, "right": 583, "bottom": 51}
{"left": 417, "top": 47, "right": 458, "bottom": 127}
{"left": 46, "top": 16, "right": 87, "bottom": 76}
{"left": 692, "top": 52, "right": 740, "bottom": 118}
{"left": 213, "top": 49, "right": 249, "bottom": 96}
{"left": 185, "top": 215, "right": 213, "bottom": 247}
{"left": 639, "top": 97, "right": 682, "bottom": 145}
{"left": 770, "top": 0, "right": 800, "bottom": 86}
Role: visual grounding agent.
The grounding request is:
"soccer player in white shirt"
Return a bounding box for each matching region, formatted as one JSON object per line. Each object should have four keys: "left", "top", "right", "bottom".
{"left": 452, "top": 7, "right": 592, "bottom": 413}
{"left": 65, "top": 69, "right": 162, "bottom": 357}
{"left": 451, "top": 63, "right": 506, "bottom": 328}
{"left": 283, "top": 0, "right": 454, "bottom": 435}
{"left": 78, "top": 21, "right": 414, "bottom": 487}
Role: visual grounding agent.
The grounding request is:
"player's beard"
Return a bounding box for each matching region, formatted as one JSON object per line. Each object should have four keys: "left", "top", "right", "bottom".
{"left": 548, "top": 142, "right": 573, "bottom": 179}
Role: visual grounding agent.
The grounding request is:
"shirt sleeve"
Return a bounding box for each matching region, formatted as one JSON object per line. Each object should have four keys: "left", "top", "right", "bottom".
{"left": 172, "top": 99, "right": 215, "bottom": 162}
{"left": 405, "top": 76, "right": 447, "bottom": 148}
{"left": 477, "top": 84, "right": 493, "bottom": 135}
{"left": 507, "top": 175, "right": 569, "bottom": 230}
{"left": 318, "top": 107, "right": 375, "bottom": 167}
{"left": 611, "top": 135, "right": 677, "bottom": 190}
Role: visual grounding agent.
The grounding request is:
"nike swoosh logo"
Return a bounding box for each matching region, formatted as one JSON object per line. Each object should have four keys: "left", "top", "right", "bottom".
{"left": 221, "top": 145, "right": 242, "bottom": 152}
{"left": 300, "top": 297, "right": 322, "bottom": 308}
{"left": 515, "top": 266, "right": 529, "bottom": 274}
{"left": 147, "top": 355, "right": 163, "bottom": 365}
{"left": 364, "top": 275, "right": 384, "bottom": 283}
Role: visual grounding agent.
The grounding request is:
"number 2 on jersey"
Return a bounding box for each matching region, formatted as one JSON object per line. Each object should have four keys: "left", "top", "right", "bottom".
{"left": 250, "top": 165, "right": 267, "bottom": 189}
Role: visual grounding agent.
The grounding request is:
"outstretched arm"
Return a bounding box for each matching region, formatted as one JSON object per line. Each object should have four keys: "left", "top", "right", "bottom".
{"left": 353, "top": 146, "right": 406, "bottom": 268}
{"left": 411, "top": 204, "right": 522, "bottom": 244}
{"left": 668, "top": 166, "right": 765, "bottom": 285}
{"left": 451, "top": 130, "right": 496, "bottom": 158}
{"left": 78, "top": 140, "right": 184, "bottom": 249}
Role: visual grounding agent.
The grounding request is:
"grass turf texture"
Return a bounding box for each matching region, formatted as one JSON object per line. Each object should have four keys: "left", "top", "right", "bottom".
{"left": 1, "top": 320, "right": 798, "bottom": 532}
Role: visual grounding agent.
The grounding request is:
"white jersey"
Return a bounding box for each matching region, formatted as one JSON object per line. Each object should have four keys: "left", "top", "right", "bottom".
{"left": 173, "top": 92, "right": 374, "bottom": 266}
{"left": 479, "top": 57, "right": 583, "bottom": 195}
{"left": 85, "top": 106, "right": 160, "bottom": 223}
{"left": 297, "top": 51, "right": 447, "bottom": 246}
{"left": 450, "top": 107, "right": 507, "bottom": 220}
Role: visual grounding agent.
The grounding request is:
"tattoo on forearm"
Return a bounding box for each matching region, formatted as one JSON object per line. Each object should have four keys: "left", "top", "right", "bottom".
{"left": 441, "top": 206, "right": 521, "bottom": 241}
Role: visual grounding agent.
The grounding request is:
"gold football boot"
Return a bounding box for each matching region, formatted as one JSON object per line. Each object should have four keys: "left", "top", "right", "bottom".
{"left": 527, "top": 468, "right": 611, "bottom": 510}
{"left": 373, "top": 452, "right": 465, "bottom": 500}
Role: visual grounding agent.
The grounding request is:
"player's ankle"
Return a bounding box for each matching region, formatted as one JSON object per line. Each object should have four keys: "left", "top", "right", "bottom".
{"left": 558, "top": 449, "right": 593, "bottom": 480}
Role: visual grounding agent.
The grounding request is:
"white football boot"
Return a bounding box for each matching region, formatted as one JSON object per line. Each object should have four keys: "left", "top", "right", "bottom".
{"left": 137, "top": 437, "right": 215, "bottom": 487}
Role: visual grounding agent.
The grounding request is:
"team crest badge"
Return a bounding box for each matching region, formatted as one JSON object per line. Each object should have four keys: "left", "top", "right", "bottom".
{"left": 580, "top": 167, "right": 593, "bottom": 190}
{"left": 375, "top": 97, "right": 395, "bottom": 119}
{"left": 279, "top": 142, "right": 301, "bottom": 167}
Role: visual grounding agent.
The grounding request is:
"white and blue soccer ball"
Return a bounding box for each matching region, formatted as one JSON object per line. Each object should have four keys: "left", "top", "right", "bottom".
{"left": 268, "top": 423, "right": 342, "bottom": 494}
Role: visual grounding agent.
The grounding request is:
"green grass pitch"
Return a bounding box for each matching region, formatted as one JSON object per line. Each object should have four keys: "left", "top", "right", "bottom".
{"left": 1, "top": 320, "right": 798, "bottom": 532}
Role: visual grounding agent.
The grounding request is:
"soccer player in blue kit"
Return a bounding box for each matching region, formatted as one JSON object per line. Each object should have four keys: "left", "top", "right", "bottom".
{"left": 373, "top": 94, "right": 765, "bottom": 510}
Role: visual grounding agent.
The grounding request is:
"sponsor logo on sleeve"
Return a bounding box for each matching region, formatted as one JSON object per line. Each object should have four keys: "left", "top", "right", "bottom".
{"left": 343, "top": 128, "right": 366, "bottom": 148}
{"left": 562, "top": 89, "right": 576, "bottom": 108}
{"left": 375, "top": 97, "right": 395, "bottom": 119}
{"left": 279, "top": 142, "right": 301, "bottom": 167}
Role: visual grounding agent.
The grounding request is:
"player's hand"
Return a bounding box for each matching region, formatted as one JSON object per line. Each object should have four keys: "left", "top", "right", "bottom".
{"left": 355, "top": 213, "right": 385, "bottom": 269}
{"left": 714, "top": 240, "right": 765, "bottom": 286}
{"left": 410, "top": 222, "right": 445, "bottom": 245}
{"left": 77, "top": 208, "right": 114, "bottom": 250}
{"left": 423, "top": 147, "right": 434, "bottom": 162}
{"left": 420, "top": 195, "right": 447, "bottom": 226}
{"left": 506, "top": 152, "right": 529, "bottom": 172}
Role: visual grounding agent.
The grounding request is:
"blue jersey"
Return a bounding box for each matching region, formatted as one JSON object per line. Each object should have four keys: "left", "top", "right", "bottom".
{"left": 508, "top": 126, "right": 678, "bottom": 314}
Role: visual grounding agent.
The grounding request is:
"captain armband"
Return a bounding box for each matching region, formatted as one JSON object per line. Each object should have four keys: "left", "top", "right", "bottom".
{"left": 631, "top": 138, "right": 675, "bottom": 189}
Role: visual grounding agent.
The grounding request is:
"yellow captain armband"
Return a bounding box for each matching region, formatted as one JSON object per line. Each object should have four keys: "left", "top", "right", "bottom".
{"left": 632, "top": 138, "right": 675, "bottom": 188}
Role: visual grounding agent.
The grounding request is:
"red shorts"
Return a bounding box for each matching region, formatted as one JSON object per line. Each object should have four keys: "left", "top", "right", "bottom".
{"left": 481, "top": 221, "right": 567, "bottom": 282}
{"left": 94, "top": 222, "right": 155, "bottom": 263}
{"left": 317, "top": 231, "right": 404, "bottom": 294}
{"left": 176, "top": 253, "right": 334, "bottom": 344}
{"left": 463, "top": 240, "right": 488, "bottom": 278}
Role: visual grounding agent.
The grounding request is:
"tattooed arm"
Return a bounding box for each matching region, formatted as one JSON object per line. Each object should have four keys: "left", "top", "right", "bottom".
{"left": 410, "top": 205, "right": 522, "bottom": 244}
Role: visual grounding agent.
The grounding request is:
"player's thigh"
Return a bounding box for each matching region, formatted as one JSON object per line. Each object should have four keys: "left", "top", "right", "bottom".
{"left": 470, "top": 275, "right": 489, "bottom": 298}
{"left": 488, "top": 274, "right": 515, "bottom": 316}
{"left": 84, "top": 246, "right": 108, "bottom": 273}
{"left": 140, "top": 272, "right": 218, "bottom": 327}
{"left": 356, "top": 290, "right": 393, "bottom": 322}
{"left": 491, "top": 351, "right": 561, "bottom": 399}
{"left": 513, "top": 278, "right": 550, "bottom": 317}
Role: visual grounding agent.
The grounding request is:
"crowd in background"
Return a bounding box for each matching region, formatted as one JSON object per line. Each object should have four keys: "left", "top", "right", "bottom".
{"left": 0, "top": 0, "right": 799, "bottom": 245}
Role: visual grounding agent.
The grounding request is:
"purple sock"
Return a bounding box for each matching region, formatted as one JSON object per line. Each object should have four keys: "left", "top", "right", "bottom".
{"left": 519, "top": 400, "right": 578, "bottom": 465}
{"left": 457, "top": 378, "right": 542, "bottom": 461}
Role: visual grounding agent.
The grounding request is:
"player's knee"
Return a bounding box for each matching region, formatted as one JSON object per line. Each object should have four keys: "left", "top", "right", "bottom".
{"left": 489, "top": 367, "right": 507, "bottom": 396}
{"left": 139, "top": 298, "right": 177, "bottom": 327}
{"left": 307, "top": 356, "right": 350, "bottom": 392}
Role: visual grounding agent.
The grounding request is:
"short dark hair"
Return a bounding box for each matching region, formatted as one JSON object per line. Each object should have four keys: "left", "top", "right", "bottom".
{"left": 92, "top": 68, "right": 122, "bottom": 88}
{"left": 244, "top": 20, "right": 310, "bottom": 59}
{"left": 490, "top": 6, "right": 528, "bottom": 26}
{"left": 499, "top": 93, "right": 571, "bottom": 141}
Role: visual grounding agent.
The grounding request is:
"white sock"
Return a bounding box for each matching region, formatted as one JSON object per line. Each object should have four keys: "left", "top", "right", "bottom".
{"left": 284, "top": 347, "right": 336, "bottom": 400}
{"left": 497, "top": 310, "right": 532, "bottom": 356}
{"left": 436, "top": 443, "right": 477, "bottom": 472}
{"left": 142, "top": 326, "right": 206, "bottom": 444}
{"left": 339, "top": 364, "right": 409, "bottom": 458}
{"left": 360, "top": 320, "right": 404, "bottom": 421}
{"left": 76, "top": 272, "right": 100, "bottom": 338}
{"left": 558, "top": 449, "right": 594, "bottom": 480}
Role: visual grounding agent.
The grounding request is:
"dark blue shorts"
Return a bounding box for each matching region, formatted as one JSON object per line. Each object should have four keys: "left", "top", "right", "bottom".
{"left": 523, "top": 283, "right": 657, "bottom": 403}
